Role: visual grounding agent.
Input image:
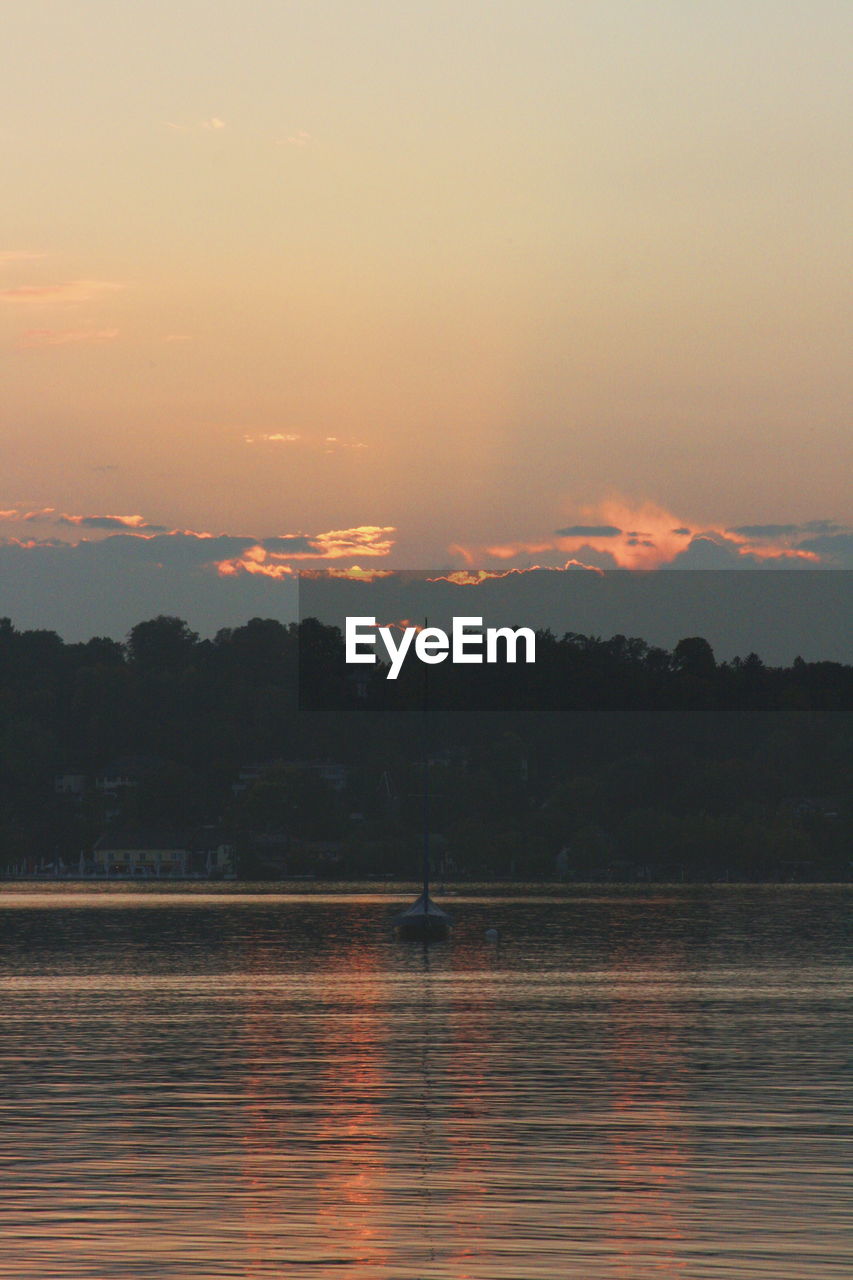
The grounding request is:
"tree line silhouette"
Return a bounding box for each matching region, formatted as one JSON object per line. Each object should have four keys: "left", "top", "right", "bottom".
{"left": 0, "top": 614, "right": 849, "bottom": 880}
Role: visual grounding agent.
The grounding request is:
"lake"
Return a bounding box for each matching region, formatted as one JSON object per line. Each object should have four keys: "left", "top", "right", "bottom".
{"left": 0, "top": 885, "right": 848, "bottom": 1278}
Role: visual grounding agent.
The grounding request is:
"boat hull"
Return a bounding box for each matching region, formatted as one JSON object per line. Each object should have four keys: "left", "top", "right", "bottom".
{"left": 392, "top": 891, "right": 451, "bottom": 940}
{"left": 395, "top": 914, "right": 450, "bottom": 941}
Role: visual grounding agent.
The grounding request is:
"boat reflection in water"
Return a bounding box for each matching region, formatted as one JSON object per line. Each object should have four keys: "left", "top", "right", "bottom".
{"left": 392, "top": 890, "right": 452, "bottom": 941}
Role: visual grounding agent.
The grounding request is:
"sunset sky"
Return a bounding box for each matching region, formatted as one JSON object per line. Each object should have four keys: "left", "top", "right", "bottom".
{"left": 1, "top": 1, "right": 851, "bottom": 636}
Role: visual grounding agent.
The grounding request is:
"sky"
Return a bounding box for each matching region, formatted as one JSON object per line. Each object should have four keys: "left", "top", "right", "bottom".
{"left": 1, "top": 1, "right": 851, "bottom": 639}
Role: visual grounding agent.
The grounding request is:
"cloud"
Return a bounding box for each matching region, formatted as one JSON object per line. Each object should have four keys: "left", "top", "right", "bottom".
{"left": 278, "top": 130, "right": 312, "bottom": 147}
{"left": 802, "top": 521, "right": 846, "bottom": 536}
{"left": 0, "top": 522, "right": 394, "bottom": 577}
{"left": 243, "top": 432, "right": 301, "bottom": 444}
{"left": 87, "top": 531, "right": 253, "bottom": 565}
{"left": 720, "top": 519, "right": 851, "bottom": 566}
{"left": 454, "top": 497, "right": 852, "bottom": 572}
{"left": 59, "top": 513, "right": 167, "bottom": 533}
{"left": 0, "top": 533, "right": 301, "bottom": 641}
{"left": 666, "top": 534, "right": 822, "bottom": 569}
{"left": 163, "top": 333, "right": 193, "bottom": 343}
{"left": 729, "top": 523, "right": 804, "bottom": 539}
{"left": 0, "top": 280, "right": 123, "bottom": 304}
{"left": 0, "top": 522, "right": 255, "bottom": 564}
{"left": 428, "top": 562, "right": 604, "bottom": 586}
{"left": 3, "top": 537, "right": 66, "bottom": 549}
{"left": 241, "top": 431, "right": 367, "bottom": 452}
{"left": 166, "top": 118, "right": 227, "bottom": 132}
{"left": 1, "top": 518, "right": 395, "bottom": 573}
{"left": 16, "top": 328, "right": 119, "bottom": 349}
{"left": 555, "top": 524, "right": 622, "bottom": 538}
{"left": 0, "top": 525, "right": 849, "bottom": 655}
{"left": 299, "top": 566, "right": 395, "bottom": 582}
{"left": 312, "top": 527, "right": 395, "bottom": 558}
{"left": 0, "top": 507, "right": 57, "bottom": 527}
{"left": 215, "top": 526, "right": 397, "bottom": 578}
{"left": 449, "top": 540, "right": 557, "bottom": 565}
{"left": 796, "top": 533, "right": 853, "bottom": 567}
{"left": 216, "top": 547, "right": 295, "bottom": 581}
{"left": 728, "top": 521, "right": 845, "bottom": 540}
{"left": 259, "top": 535, "right": 315, "bottom": 554}
{"left": 562, "top": 500, "right": 693, "bottom": 568}
{"left": 457, "top": 499, "right": 688, "bottom": 570}
{"left": 483, "top": 541, "right": 562, "bottom": 561}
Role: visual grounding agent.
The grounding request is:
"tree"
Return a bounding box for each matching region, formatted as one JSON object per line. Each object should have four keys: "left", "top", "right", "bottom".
{"left": 673, "top": 636, "right": 716, "bottom": 680}
{"left": 127, "top": 616, "right": 199, "bottom": 669}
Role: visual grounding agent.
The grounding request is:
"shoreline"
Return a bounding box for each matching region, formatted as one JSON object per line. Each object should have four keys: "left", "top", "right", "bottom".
{"left": 0, "top": 879, "right": 848, "bottom": 896}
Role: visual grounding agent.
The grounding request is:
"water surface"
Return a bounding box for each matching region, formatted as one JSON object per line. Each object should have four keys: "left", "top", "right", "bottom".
{"left": 0, "top": 886, "right": 848, "bottom": 1278}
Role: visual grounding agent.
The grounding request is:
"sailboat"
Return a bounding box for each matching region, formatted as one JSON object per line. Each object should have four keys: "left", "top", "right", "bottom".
{"left": 392, "top": 753, "right": 452, "bottom": 940}
{"left": 393, "top": 888, "right": 451, "bottom": 940}
{"left": 393, "top": 627, "right": 452, "bottom": 941}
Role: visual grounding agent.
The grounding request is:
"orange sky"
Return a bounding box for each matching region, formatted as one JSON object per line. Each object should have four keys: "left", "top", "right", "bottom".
{"left": 1, "top": 2, "right": 851, "bottom": 612}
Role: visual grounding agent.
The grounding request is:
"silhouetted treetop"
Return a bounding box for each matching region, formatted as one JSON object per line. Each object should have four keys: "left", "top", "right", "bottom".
{"left": 127, "top": 616, "right": 199, "bottom": 669}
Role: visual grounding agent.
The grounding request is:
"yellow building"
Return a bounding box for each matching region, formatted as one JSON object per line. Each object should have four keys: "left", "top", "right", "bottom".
{"left": 92, "top": 830, "right": 190, "bottom": 877}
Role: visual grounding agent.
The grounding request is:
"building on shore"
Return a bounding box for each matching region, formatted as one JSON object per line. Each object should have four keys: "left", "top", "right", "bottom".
{"left": 90, "top": 826, "right": 234, "bottom": 878}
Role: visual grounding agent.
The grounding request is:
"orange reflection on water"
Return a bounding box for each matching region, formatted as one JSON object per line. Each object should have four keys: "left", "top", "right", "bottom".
{"left": 235, "top": 934, "right": 392, "bottom": 1276}
{"left": 605, "top": 931, "right": 691, "bottom": 1279}
{"left": 237, "top": 939, "right": 288, "bottom": 1280}
{"left": 310, "top": 940, "right": 392, "bottom": 1275}
{"left": 442, "top": 941, "right": 500, "bottom": 1277}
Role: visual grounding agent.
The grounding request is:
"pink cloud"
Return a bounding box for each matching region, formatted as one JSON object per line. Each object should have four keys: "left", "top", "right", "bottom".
{"left": 450, "top": 495, "right": 845, "bottom": 572}
{"left": 452, "top": 498, "right": 698, "bottom": 570}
